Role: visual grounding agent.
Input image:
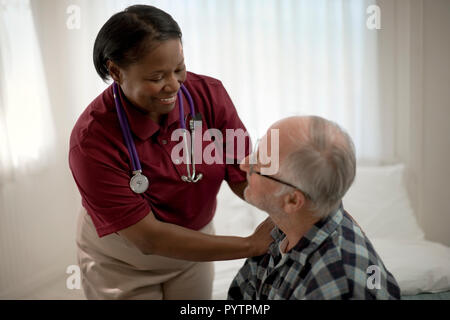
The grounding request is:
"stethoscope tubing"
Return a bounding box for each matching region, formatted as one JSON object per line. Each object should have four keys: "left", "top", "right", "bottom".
{"left": 177, "top": 84, "right": 195, "bottom": 129}
{"left": 113, "top": 82, "right": 141, "bottom": 172}
{"left": 113, "top": 81, "right": 201, "bottom": 184}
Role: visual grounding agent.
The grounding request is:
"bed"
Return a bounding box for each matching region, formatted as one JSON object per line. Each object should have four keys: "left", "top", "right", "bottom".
{"left": 211, "top": 164, "right": 450, "bottom": 300}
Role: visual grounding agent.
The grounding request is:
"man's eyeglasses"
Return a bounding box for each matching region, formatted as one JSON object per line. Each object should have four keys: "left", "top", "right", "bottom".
{"left": 249, "top": 139, "right": 312, "bottom": 200}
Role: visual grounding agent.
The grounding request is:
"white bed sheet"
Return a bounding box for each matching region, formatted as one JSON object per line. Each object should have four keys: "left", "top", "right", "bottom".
{"left": 212, "top": 259, "right": 246, "bottom": 300}
{"left": 371, "top": 238, "right": 450, "bottom": 295}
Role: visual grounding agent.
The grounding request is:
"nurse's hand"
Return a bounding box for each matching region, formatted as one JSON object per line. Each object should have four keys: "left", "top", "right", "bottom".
{"left": 247, "top": 217, "right": 275, "bottom": 256}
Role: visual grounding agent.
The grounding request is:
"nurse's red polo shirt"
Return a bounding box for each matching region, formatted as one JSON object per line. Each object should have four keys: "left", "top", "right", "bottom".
{"left": 69, "top": 72, "right": 250, "bottom": 237}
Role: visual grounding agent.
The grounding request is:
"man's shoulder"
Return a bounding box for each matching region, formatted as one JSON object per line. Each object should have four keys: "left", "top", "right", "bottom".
{"left": 310, "top": 212, "right": 379, "bottom": 272}
{"left": 303, "top": 211, "right": 401, "bottom": 299}
{"left": 334, "top": 211, "right": 385, "bottom": 267}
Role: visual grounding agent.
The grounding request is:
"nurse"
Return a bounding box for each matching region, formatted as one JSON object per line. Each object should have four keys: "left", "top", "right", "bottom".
{"left": 69, "top": 4, "right": 274, "bottom": 299}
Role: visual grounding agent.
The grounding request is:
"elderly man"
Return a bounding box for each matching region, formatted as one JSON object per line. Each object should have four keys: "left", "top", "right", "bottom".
{"left": 228, "top": 116, "right": 400, "bottom": 300}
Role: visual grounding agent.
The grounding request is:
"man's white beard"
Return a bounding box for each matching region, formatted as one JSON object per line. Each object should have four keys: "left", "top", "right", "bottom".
{"left": 250, "top": 192, "right": 282, "bottom": 218}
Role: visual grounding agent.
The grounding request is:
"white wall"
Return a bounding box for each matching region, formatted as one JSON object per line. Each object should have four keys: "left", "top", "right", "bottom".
{"left": 420, "top": 0, "right": 450, "bottom": 246}
{"left": 378, "top": 0, "right": 450, "bottom": 246}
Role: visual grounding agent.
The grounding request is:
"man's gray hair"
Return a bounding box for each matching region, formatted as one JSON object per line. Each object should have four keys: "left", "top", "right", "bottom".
{"left": 278, "top": 116, "right": 356, "bottom": 219}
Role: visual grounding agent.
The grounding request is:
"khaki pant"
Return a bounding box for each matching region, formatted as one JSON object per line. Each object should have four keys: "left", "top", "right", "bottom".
{"left": 76, "top": 208, "right": 215, "bottom": 300}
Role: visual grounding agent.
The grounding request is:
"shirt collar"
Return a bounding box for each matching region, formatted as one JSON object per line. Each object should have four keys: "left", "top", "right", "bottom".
{"left": 268, "top": 203, "right": 345, "bottom": 264}
{"left": 113, "top": 83, "right": 191, "bottom": 140}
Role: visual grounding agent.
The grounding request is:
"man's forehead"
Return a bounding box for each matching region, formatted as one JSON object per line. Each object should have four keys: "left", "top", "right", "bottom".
{"left": 267, "top": 117, "right": 309, "bottom": 136}
{"left": 263, "top": 117, "right": 309, "bottom": 148}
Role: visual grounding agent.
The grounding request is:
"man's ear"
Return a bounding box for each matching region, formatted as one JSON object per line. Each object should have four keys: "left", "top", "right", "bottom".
{"left": 106, "top": 60, "right": 122, "bottom": 84}
{"left": 282, "top": 189, "right": 305, "bottom": 214}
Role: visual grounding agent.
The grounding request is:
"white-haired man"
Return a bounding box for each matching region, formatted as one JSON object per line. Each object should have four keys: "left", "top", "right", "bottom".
{"left": 228, "top": 116, "right": 400, "bottom": 300}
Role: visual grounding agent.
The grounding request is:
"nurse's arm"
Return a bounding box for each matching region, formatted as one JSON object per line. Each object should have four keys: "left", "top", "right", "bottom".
{"left": 117, "top": 210, "right": 274, "bottom": 262}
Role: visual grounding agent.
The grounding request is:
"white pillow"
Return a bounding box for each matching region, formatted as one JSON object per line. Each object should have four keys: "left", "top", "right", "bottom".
{"left": 342, "top": 164, "right": 425, "bottom": 240}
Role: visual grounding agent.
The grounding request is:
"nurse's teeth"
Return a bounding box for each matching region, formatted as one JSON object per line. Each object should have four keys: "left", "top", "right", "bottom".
{"left": 160, "top": 96, "right": 176, "bottom": 102}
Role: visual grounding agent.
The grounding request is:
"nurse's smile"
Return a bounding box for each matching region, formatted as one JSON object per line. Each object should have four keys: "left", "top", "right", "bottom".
{"left": 157, "top": 95, "right": 177, "bottom": 104}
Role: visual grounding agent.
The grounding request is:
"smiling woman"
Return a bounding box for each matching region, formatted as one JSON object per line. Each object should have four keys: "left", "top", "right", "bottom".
{"left": 93, "top": 5, "right": 186, "bottom": 123}
{"left": 69, "top": 4, "right": 274, "bottom": 300}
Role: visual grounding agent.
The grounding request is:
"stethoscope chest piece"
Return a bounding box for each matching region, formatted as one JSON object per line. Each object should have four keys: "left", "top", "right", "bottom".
{"left": 129, "top": 170, "right": 149, "bottom": 194}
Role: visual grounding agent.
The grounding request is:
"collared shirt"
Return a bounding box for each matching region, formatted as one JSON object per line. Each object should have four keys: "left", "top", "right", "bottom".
{"left": 228, "top": 205, "right": 401, "bottom": 300}
{"left": 69, "top": 72, "right": 249, "bottom": 237}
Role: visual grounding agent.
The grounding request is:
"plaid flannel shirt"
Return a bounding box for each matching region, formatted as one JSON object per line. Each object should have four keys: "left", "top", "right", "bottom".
{"left": 228, "top": 205, "right": 401, "bottom": 300}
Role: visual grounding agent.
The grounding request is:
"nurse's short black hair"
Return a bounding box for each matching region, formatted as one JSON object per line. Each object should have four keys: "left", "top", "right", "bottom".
{"left": 93, "top": 5, "right": 182, "bottom": 82}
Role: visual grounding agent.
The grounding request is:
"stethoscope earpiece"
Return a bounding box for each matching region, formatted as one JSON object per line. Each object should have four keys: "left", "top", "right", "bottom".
{"left": 193, "top": 173, "right": 203, "bottom": 182}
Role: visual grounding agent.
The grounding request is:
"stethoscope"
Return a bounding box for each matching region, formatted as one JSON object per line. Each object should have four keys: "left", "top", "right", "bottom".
{"left": 112, "top": 82, "right": 203, "bottom": 194}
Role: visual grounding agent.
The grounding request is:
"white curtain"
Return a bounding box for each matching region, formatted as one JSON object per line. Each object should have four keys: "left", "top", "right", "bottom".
{"left": 0, "top": 0, "right": 55, "bottom": 183}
